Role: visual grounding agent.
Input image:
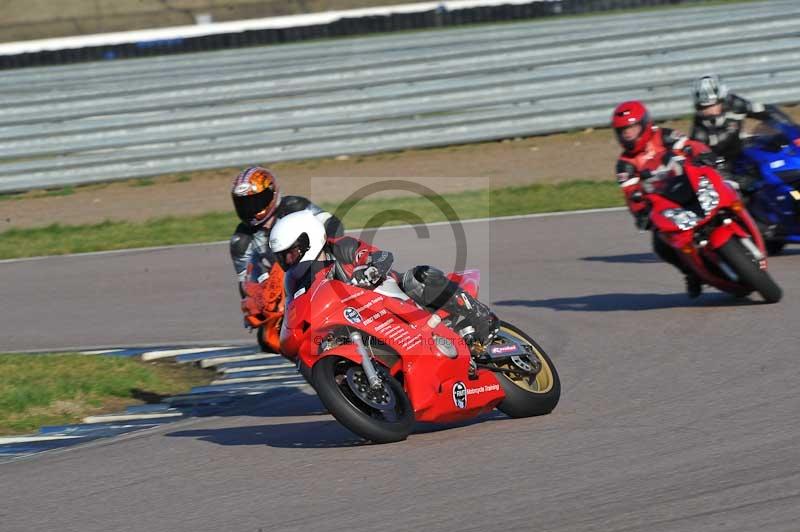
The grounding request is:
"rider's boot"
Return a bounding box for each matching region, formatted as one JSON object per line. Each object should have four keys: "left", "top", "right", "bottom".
{"left": 685, "top": 273, "right": 703, "bottom": 299}
{"left": 401, "top": 265, "right": 499, "bottom": 345}
{"left": 441, "top": 290, "right": 499, "bottom": 346}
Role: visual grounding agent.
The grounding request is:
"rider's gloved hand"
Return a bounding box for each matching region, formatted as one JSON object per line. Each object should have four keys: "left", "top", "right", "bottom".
{"left": 692, "top": 151, "right": 719, "bottom": 168}
{"left": 351, "top": 265, "right": 382, "bottom": 287}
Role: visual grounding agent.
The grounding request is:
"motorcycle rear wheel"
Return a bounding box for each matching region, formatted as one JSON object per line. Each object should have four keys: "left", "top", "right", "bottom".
{"left": 312, "top": 356, "right": 414, "bottom": 443}
{"left": 765, "top": 240, "right": 786, "bottom": 256}
{"left": 493, "top": 321, "right": 561, "bottom": 418}
{"left": 256, "top": 325, "right": 270, "bottom": 353}
{"left": 717, "top": 239, "right": 782, "bottom": 303}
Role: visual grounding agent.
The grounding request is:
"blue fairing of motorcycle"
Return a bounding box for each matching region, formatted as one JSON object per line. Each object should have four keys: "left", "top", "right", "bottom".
{"left": 735, "top": 108, "right": 800, "bottom": 245}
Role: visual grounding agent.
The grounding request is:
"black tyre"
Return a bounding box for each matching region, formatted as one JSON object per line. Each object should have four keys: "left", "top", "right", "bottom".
{"left": 256, "top": 325, "right": 270, "bottom": 353}
{"left": 493, "top": 321, "right": 561, "bottom": 418}
{"left": 312, "top": 356, "right": 414, "bottom": 443}
{"left": 754, "top": 218, "right": 786, "bottom": 256}
{"left": 717, "top": 239, "right": 782, "bottom": 303}
{"left": 765, "top": 240, "right": 786, "bottom": 256}
{"left": 296, "top": 359, "right": 315, "bottom": 390}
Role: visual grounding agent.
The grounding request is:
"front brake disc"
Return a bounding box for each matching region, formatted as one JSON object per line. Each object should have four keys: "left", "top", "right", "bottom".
{"left": 345, "top": 366, "right": 396, "bottom": 410}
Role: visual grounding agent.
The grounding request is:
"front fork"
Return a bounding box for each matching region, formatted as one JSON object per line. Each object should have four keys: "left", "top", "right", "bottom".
{"left": 350, "top": 331, "right": 383, "bottom": 389}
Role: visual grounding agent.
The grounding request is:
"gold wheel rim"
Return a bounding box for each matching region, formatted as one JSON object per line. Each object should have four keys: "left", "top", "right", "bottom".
{"left": 497, "top": 326, "right": 555, "bottom": 394}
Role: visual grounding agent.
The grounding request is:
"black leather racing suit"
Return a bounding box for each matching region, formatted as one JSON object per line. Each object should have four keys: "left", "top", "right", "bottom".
{"left": 690, "top": 93, "right": 773, "bottom": 191}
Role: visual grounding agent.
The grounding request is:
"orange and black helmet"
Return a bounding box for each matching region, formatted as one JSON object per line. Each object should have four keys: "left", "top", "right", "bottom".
{"left": 231, "top": 166, "right": 280, "bottom": 227}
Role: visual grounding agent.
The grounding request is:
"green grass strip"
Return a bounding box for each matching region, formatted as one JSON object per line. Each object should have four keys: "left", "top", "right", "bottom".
{"left": 0, "top": 353, "right": 211, "bottom": 435}
{"left": 0, "top": 180, "right": 623, "bottom": 260}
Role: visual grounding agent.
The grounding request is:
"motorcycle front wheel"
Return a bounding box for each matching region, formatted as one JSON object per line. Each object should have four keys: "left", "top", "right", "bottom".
{"left": 492, "top": 321, "right": 561, "bottom": 418}
{"left": 717, "top": 239, "right": 782, "bottom": 303}
{"left": 312, "top": 355, "right": 414, "bottom": 443}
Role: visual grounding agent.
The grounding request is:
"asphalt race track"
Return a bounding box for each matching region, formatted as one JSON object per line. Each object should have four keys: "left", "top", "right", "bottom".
{"left": 2, "top": 210, "right": 800, "bottom": 532}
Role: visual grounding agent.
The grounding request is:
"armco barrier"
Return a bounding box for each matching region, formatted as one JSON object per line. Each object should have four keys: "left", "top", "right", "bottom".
{"left": 0, "top": 0, "right": 797, "bottom": 193}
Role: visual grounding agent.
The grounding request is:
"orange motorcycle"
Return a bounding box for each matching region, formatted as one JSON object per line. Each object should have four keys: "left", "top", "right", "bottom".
{"left": 242, "top": 264, "right": 286, "bottom": 353}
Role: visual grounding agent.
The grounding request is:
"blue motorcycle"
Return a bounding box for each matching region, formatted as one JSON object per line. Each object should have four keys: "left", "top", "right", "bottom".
{"left": 735, "top": 106, "right": 800, "bottom": 255}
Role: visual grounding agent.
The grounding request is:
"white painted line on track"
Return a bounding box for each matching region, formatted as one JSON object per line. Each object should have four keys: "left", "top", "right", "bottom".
{"left": 0, "top": 240, "right": 224, "bottom": 265}
{"left": 0, "top": 207, "right": 626, "bottom": 265}
{"left": 200, "top": 353, "right": 281, "bottom": 368}
{"left": 274, "top": 383, "right": 308, "bottom": 389}
{"left": 79, "top": 349, "right": 125, "bottom": 355}
{"left": 0, "top": 435, "right": 84, "bottom": 444}
{"left": 141, "top": 346, "right": 234, "bottom": 361}
{"left": 211, "top": 373, "right": 301, "bottom": 385}
{"left": 350, "top": 206, "right": 628, "bottom": 232}
{"left": 220, "top": 363, "right": 295, "bottom": 373}
{"left": 81, "top": 412, "right": 184, "bottom": 423}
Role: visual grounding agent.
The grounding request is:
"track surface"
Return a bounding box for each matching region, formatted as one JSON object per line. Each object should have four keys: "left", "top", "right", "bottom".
{"left": 3, "top": 211, "right": 800, "bottom": 531}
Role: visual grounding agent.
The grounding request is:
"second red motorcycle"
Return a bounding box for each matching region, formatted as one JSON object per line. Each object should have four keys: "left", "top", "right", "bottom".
{"left": 641, "top": 161, "right": 782, "bottom": 303}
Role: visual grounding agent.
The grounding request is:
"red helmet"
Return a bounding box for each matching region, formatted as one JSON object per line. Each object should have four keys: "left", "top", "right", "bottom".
{"left": 231, "top": 166, "right": 281, "bottom": 227}
{"left": 612, "top": 100, "right": 654, "bottom": 154}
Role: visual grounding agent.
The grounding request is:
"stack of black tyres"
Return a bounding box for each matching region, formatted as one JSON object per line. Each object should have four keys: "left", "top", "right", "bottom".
{"left": 0, "top": 0, "right": 697, "bottom": 70}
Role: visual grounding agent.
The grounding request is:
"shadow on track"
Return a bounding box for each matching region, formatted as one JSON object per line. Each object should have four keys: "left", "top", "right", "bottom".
{"left": 581, "top": 252, "right": 659, "bottom": 264}
{"left": 166, "top": 391, "right": 509, "bottom": 449}
{"left": 771, "top": 247, "right": 800, "bottom": 257}
{"left": 494, "top": 291, "right": 757, "bottom": 312}
{"left": 167, "top": 420, "right": 369, "bottom": 449}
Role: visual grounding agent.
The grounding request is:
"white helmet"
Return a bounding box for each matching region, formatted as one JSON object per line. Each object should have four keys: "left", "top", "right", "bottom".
{"left": 269, "top": 210, "right": 327, "bottom": 271}
{"left": 692, "top": 74, "right": 728, "bottom": 110}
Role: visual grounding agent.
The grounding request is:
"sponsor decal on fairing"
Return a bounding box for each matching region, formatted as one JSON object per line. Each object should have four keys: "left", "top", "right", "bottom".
{"left": 489, "top": 344, "right": 520, "bottom": 355}
{"left": 452, "top": 381, "right": 500, "bottom": 409}
{"left": 343, "top": 307, "right": 362, "bottom": 324}
{"left": 453, "top": 381, "right": 467, "bottom": 409}
{"left": 466, "top": 384, "right": 500, "bottom": 395}
{"left": 696, "top": 175, "right": 720, "bottom": 214}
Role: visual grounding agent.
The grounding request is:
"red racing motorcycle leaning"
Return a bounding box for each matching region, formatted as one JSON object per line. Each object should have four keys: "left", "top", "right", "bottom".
{"left": 642, "top": 161, "right": 782, "bottom": 303}
{"left": 279, "top": 267, "right": 560, "bottom": 443}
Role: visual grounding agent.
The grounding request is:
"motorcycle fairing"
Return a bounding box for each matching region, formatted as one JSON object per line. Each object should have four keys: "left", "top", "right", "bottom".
{"left": 737, "top": 109, "right": 800, "bottom": 241}
{"left": 648, "top": 163, "right": 768, "bottom": 293}
{"left": 283, "top": 268, "right": 505, "bottom": 423}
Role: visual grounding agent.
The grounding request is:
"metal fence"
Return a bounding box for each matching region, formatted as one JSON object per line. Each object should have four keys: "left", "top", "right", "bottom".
{"left": 1, "top": 0, "right": 798, "bottom": 193}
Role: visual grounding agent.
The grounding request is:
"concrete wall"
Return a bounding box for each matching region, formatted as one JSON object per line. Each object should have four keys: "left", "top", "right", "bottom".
{"left": 0, "top": 0, "right": 432, "bottom": 42}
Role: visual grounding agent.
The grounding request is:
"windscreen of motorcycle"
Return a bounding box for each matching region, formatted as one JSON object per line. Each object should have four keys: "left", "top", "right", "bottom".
{"left": 284, "top": 260, "right": 333, "bottom": 303}
{"left": 653, "top": 174, "right": 703, "bottom": 215}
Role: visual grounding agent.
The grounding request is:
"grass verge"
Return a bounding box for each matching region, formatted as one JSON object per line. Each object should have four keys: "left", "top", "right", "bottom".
{"left": 0, "top": 180, "right": 623, "bottom": 260}
{"left": 0, "top": 353, "right": 212, "bottom": 435}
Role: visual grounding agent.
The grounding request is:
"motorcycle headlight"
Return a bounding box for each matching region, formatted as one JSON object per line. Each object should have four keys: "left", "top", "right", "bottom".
{"left": 696, "top": 175, "right": 720, "bottom": 214}
{"left": 661, "top": 208, "right": 701, "bottom": 231}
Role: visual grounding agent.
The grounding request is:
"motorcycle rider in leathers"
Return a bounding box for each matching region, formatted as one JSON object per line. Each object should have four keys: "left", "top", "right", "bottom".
{"left": 612, "top": 100, "right": 716, "bottom": 299}
{"left": 230, "top": 166, "right": 343, "bottom": 350}
{"left": 269, "top": 210, "right": 499, "bottom": 347}
{"left": 689, "top": 75, "right": 777, "bottom": 196}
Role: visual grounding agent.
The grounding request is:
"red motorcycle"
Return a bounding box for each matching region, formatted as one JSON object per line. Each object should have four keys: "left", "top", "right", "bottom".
{"left": 642, "top": 161, "right": 782, "bottom": 303}
{"left": 279, "top": 266, "right": 560, "bottom": 443}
